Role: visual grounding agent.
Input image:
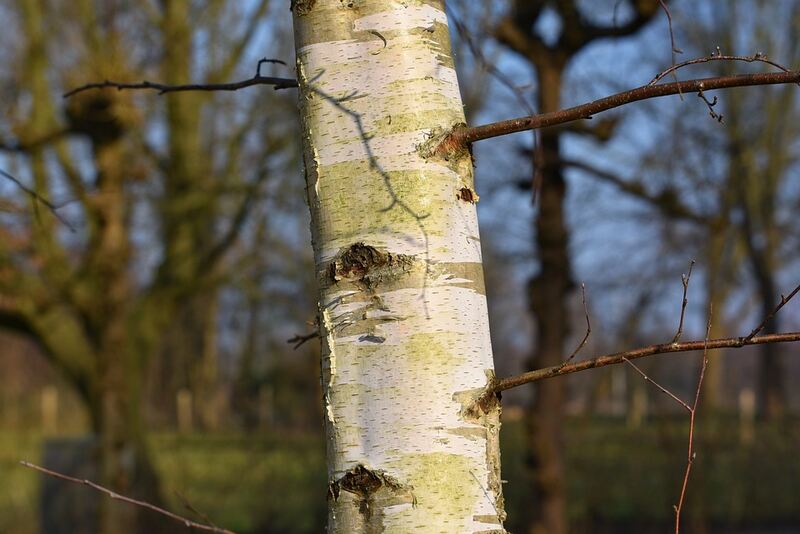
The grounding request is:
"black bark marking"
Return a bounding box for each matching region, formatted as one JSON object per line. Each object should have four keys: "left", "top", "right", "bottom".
{"left": 457, "top": 186, "right": 479, "bottom": 203}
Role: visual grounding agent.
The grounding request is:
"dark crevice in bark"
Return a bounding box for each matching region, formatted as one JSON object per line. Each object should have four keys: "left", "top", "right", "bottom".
{"left": 328, "top": 465, "right": 415, "bottom": 531}
{"left": 329, "top": 243, "right": 414, "bottom": 289}
{"left": 291, "top": 0, "right": 317, "bottom": 16}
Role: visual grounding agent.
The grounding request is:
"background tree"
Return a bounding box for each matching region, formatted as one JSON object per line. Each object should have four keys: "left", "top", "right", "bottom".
{"left": 0, "top": 1, "right": 299, "bottom": 532}
{"left": 484, "top": 3, "right": 663, "bottom": 532}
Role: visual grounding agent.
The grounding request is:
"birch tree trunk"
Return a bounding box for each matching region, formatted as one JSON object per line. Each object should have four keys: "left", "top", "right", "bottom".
{"left": 292, "top": 1, "right": 506, "bottom": 532}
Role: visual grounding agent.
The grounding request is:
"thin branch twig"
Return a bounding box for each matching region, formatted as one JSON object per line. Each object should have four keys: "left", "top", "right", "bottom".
{"left": 562, "top": 283, "right": 591, "bottom": 365}
{"left": 744, "top": 282, "right": 800, "bottom": 342}
{"left": 697, "top": 88, "right": 723, "bottom": 122}
{"left": 622, "top": 357, "right": 691, "bottom": 412}
{"left": 20, "top": 461, "right": 236, "bottom": 534}
{"left": 287, "top": 331, "right": 319, "bottom": 349}
{"left": 674, "top": 307, "right": 711, "bottom": 533}
{"left": 0, "top": 168, "right": 75, "bottom": 231}
{"left": 175, "top": 490, "right": 219, "bottom": 530}
{"left": 672, "top": 260, "right": 695, "bottom": 344}
{"left": 649, "top": 50, "right": 795, "bottom": 86}
{"left": 658, "top": 0, "right": 682, "bottom": 76}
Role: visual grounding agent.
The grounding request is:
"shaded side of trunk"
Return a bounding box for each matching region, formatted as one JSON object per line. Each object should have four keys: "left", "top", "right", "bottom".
{"left": 293, "top": 1, "right": 505, "bottom": 532}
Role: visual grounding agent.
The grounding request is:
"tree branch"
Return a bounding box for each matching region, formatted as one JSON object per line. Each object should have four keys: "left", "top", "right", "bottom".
{"left": 560, "top": 158, "right": 706, "bottom": 223}
{"left": 0, "top": 168, "right": 75, "bottom": 231}
{"left": 491, "top": 331, "right": 799, "bottom": 392}
{"left": 20, "top": 461, "right": 236, "bottom": 534}
{"left": 438, "top": 71, "right": 800, "bottom": 151}
{"left": 63, "top": 75, "right": 297, "bottom": 98}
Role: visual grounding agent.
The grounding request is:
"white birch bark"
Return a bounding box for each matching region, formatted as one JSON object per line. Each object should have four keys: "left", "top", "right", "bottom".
{"left": 292, "top": 1, "right": 506, "bottom": 532}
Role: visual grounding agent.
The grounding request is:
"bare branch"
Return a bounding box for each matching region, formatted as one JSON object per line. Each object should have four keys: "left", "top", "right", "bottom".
{"left": 672, "top": 260, "right": 695, "bottom": 344}
{"left": 493, "top": 280, "right": 800, "bottom": 392}
{"left": 0, "top": 168, "right": 75, "bottom": 231}
{"left": 20, "top": 461, "right": 236, "bottom": 534}
{"left": 561, "top": 158, "right": 705, "bottom": 223}
{"left": 658, "top": 0, "right": 683, "bottom": 75}
{"left": 491, "top": 331, "right": 799, "bottom": 393}
{"left": 438, "top": 71, "right": 800, "bottom": 151}
{"left": 63, "top": 75, "right": 297, "bottom": 98}
{"left": 674, "top": 307, "right": 711, "bottom": 533}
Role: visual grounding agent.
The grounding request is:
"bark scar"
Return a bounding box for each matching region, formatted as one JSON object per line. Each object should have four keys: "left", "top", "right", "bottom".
{"left": 453, "top": 370, "right": 507, "bottom": 525}
{"left": 328, "top": 243, "right": 414, "bottom": 290}
{"left": 328, "top": 465, "right": 415, "bottom": 519}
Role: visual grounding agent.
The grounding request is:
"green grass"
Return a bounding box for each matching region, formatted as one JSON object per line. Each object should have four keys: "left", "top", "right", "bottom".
{"left": 152, "top": 432, "right": 326, "bottom": 533}
{"left": 1, "top": 418, "right": 798, "bottom": 533}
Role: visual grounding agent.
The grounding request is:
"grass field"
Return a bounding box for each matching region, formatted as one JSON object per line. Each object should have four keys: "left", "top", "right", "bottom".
{"left": 1, "top": 418, "right": 798, "bottom": 533}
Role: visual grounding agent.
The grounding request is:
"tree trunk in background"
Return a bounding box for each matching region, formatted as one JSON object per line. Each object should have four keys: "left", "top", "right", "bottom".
{"left": 20, "top": 2, "right": 162, "bottom": 531}
{"left": 73, "top": 107, "right": 165, "bottom": 534}
{"left": 158, "top": 0, "right": 222, "bottom": 430}
{"left": 492, "top": 4, "right": 661, "bottom": 530}
{"left": 292, "top": 1, "right": 505, "bottom": 531}
{"left": 703, "top": 223, "right": 733, "bottom": 412}
{"left": 740, "top": 201, "right": 784, "bottom": 420}
{"left": 726, "top": 101, "right": 787, "bottom": 421}
{"left": 527, "top": 61, "right": 571, "bottom": 534}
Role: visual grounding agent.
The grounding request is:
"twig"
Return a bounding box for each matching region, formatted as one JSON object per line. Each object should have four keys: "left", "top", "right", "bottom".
{"left": 622, "top": 357, "right": 691, "bottom": 412}
{"left": 0, "top": 168, "right": 75, "bottom": 232}
{"left": 19, "top": 461, "right": 236, "bottom": 534}
{"left": 672, "top": 260, "right": 695, "bottom": 344}
{"left": 64, "top": 76, "right": 297, "bottom": 98}
{"left": 658, "top": 0, "right": 682, "bottom": 80}
{"left": 744, "top": 282, "right": 800, "bottom": 342}
{"left": 175, "top": 490, "right": 218, "bottom": 530}
{"left": 674, "top": 307, "right": 711, "bottom": 534}
{"left": 255, "top": 57, "right": 287, "bottom": 77}
{"left": 697, "top": 89, "right": 723, "bottom": 122}
{"left": 562, "top": 283, "right": 591, "bottom": 365}
{"left": 437, "top": 70, "right": 800, "bottom": 151}
{"left": 649, "top": 50, "right": 796, "bottom": 86}
{"left": 287, "top": 331, "right": 319, "bottom": 349}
